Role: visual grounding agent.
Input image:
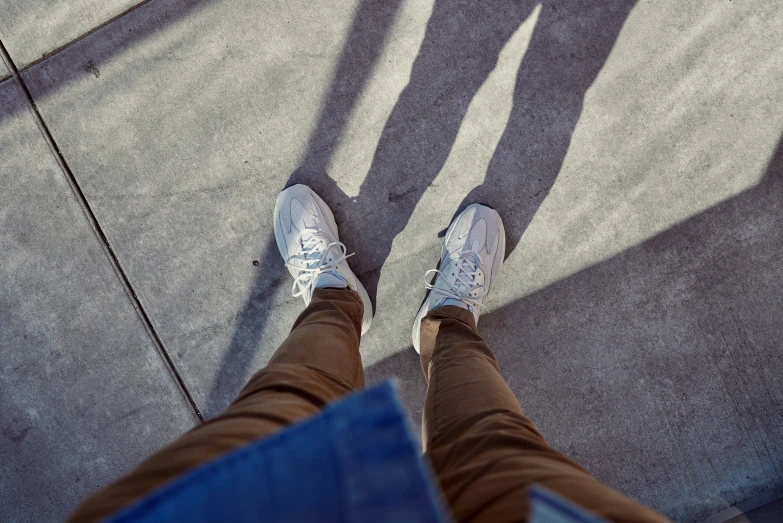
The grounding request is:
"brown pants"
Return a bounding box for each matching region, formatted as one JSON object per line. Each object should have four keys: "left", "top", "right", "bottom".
{"left": 70, "top": 288, "right": 667, "bottom": 522}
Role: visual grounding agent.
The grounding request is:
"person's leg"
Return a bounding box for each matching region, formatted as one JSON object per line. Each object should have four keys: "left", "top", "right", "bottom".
{"left": 412, "top": 204, "right": 667, "bottom": 522}
{"left": 419, "top": 306, "right": 667, "bottom": 523}
{"left": 70, "top": 185, "right": 374, "bottom": 522}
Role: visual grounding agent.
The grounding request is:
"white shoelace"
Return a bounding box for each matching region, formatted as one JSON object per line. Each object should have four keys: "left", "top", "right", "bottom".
{"left": 424, "top": 249, "right": 487, "bottom": 310}
{"left": 284, "top": 228, "right": 353, "bottom": 299}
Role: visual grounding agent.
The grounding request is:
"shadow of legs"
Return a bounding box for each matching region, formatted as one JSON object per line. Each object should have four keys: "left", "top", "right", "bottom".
{"left": 459, "top": 0, "right": 638, "bottom": 256}
{"left": 329, "top": 0, "right": 539, "bottom": 302}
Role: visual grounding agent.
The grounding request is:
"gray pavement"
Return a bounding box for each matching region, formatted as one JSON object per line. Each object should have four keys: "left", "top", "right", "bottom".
{"left": 0, "top": 0, "right": 139, "bottom": 68}
{"left": 1, "top": 0, "right": 782, "bottom": 521}
{"left": 0, "top": 71, "right": 197, "bottom": 521}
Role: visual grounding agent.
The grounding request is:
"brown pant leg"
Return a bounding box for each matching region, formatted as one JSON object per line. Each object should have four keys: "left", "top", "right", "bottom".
{"left": 69, "top": 287, "right": 364, "bottom": 523}
{"left": 420, "top": 306, "right": 668, "bottom": 523}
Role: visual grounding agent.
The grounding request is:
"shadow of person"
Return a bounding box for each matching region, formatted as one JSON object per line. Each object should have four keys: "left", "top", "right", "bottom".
{"left": 294, "top": 0, "right": 637, "bottom": 306}
{"left": 207, "top": 0, "right": 637, "bottom": 416}
{"left": 458, "top": 0, "right": 638, "bottom": 250}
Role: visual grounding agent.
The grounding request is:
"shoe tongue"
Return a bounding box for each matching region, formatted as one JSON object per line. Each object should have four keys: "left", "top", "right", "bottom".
{"left": 464, "top": 240, "right": 481, "bottom": 265}
{"left": 451, "top": 277, "right": 469, "bottom": 294}
{"left": 310, "top": 242, "right": 348, "bottom": 289}
{"left": 313, "top": 271, "right": 348, "bottom": 290}
{"left": 300, "top": 234, "right": 326, "bottom": 266}
{"left": 448, "top": 251, "right": 478, "bottom": 294}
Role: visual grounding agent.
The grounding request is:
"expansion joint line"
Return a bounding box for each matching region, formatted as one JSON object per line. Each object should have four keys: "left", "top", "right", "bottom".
{"left": 0, "top": 38, "right": 205, "bottom": 424}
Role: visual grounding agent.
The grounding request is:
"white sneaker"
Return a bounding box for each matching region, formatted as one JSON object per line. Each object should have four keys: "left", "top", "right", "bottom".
{"left": 411, "top": 204, "right": 505, "bottom": 353}
{"left": 274, "top": 184, "right": 373, "bottom": 335}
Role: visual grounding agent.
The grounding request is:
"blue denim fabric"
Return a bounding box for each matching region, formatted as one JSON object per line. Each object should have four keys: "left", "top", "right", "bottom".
{"left": 106, "top": 381, "right": 601, "bottom": 523}
{"left": 106, "top": 382, "right": 450, "bottom": 523}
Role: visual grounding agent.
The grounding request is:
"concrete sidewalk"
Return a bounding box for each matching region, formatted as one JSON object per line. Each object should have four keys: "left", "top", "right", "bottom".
{"left": 1, "top": 0, "right": 782, "bottom": 521}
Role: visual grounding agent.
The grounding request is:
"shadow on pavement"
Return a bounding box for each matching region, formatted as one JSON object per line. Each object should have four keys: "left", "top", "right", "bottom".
{"left": 4, "top": 0, "right": 639, "bottom": 418}
{"left": 295, "top": 0, "right": 638, "bottom": 302}
{"left": 366, "top": 135, "right": 783, "bottom": 522}
{"left": 209, "top": 0, "right": 638, "bottom": 414}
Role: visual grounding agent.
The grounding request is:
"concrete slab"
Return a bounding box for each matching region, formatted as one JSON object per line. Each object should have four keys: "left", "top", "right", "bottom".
{"left": 17, "top": 0, "right": 783, "bottom": 521}
{"left": 0, "top": 77, "right": 196, "bottom": 521}
{"left": 0, "top": 0, "right": 141, "bottom": 69}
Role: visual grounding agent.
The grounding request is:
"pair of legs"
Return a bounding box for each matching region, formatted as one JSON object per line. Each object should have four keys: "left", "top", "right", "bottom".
{"left": 70, "top": 187, "right": 666, "bottom": 522}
